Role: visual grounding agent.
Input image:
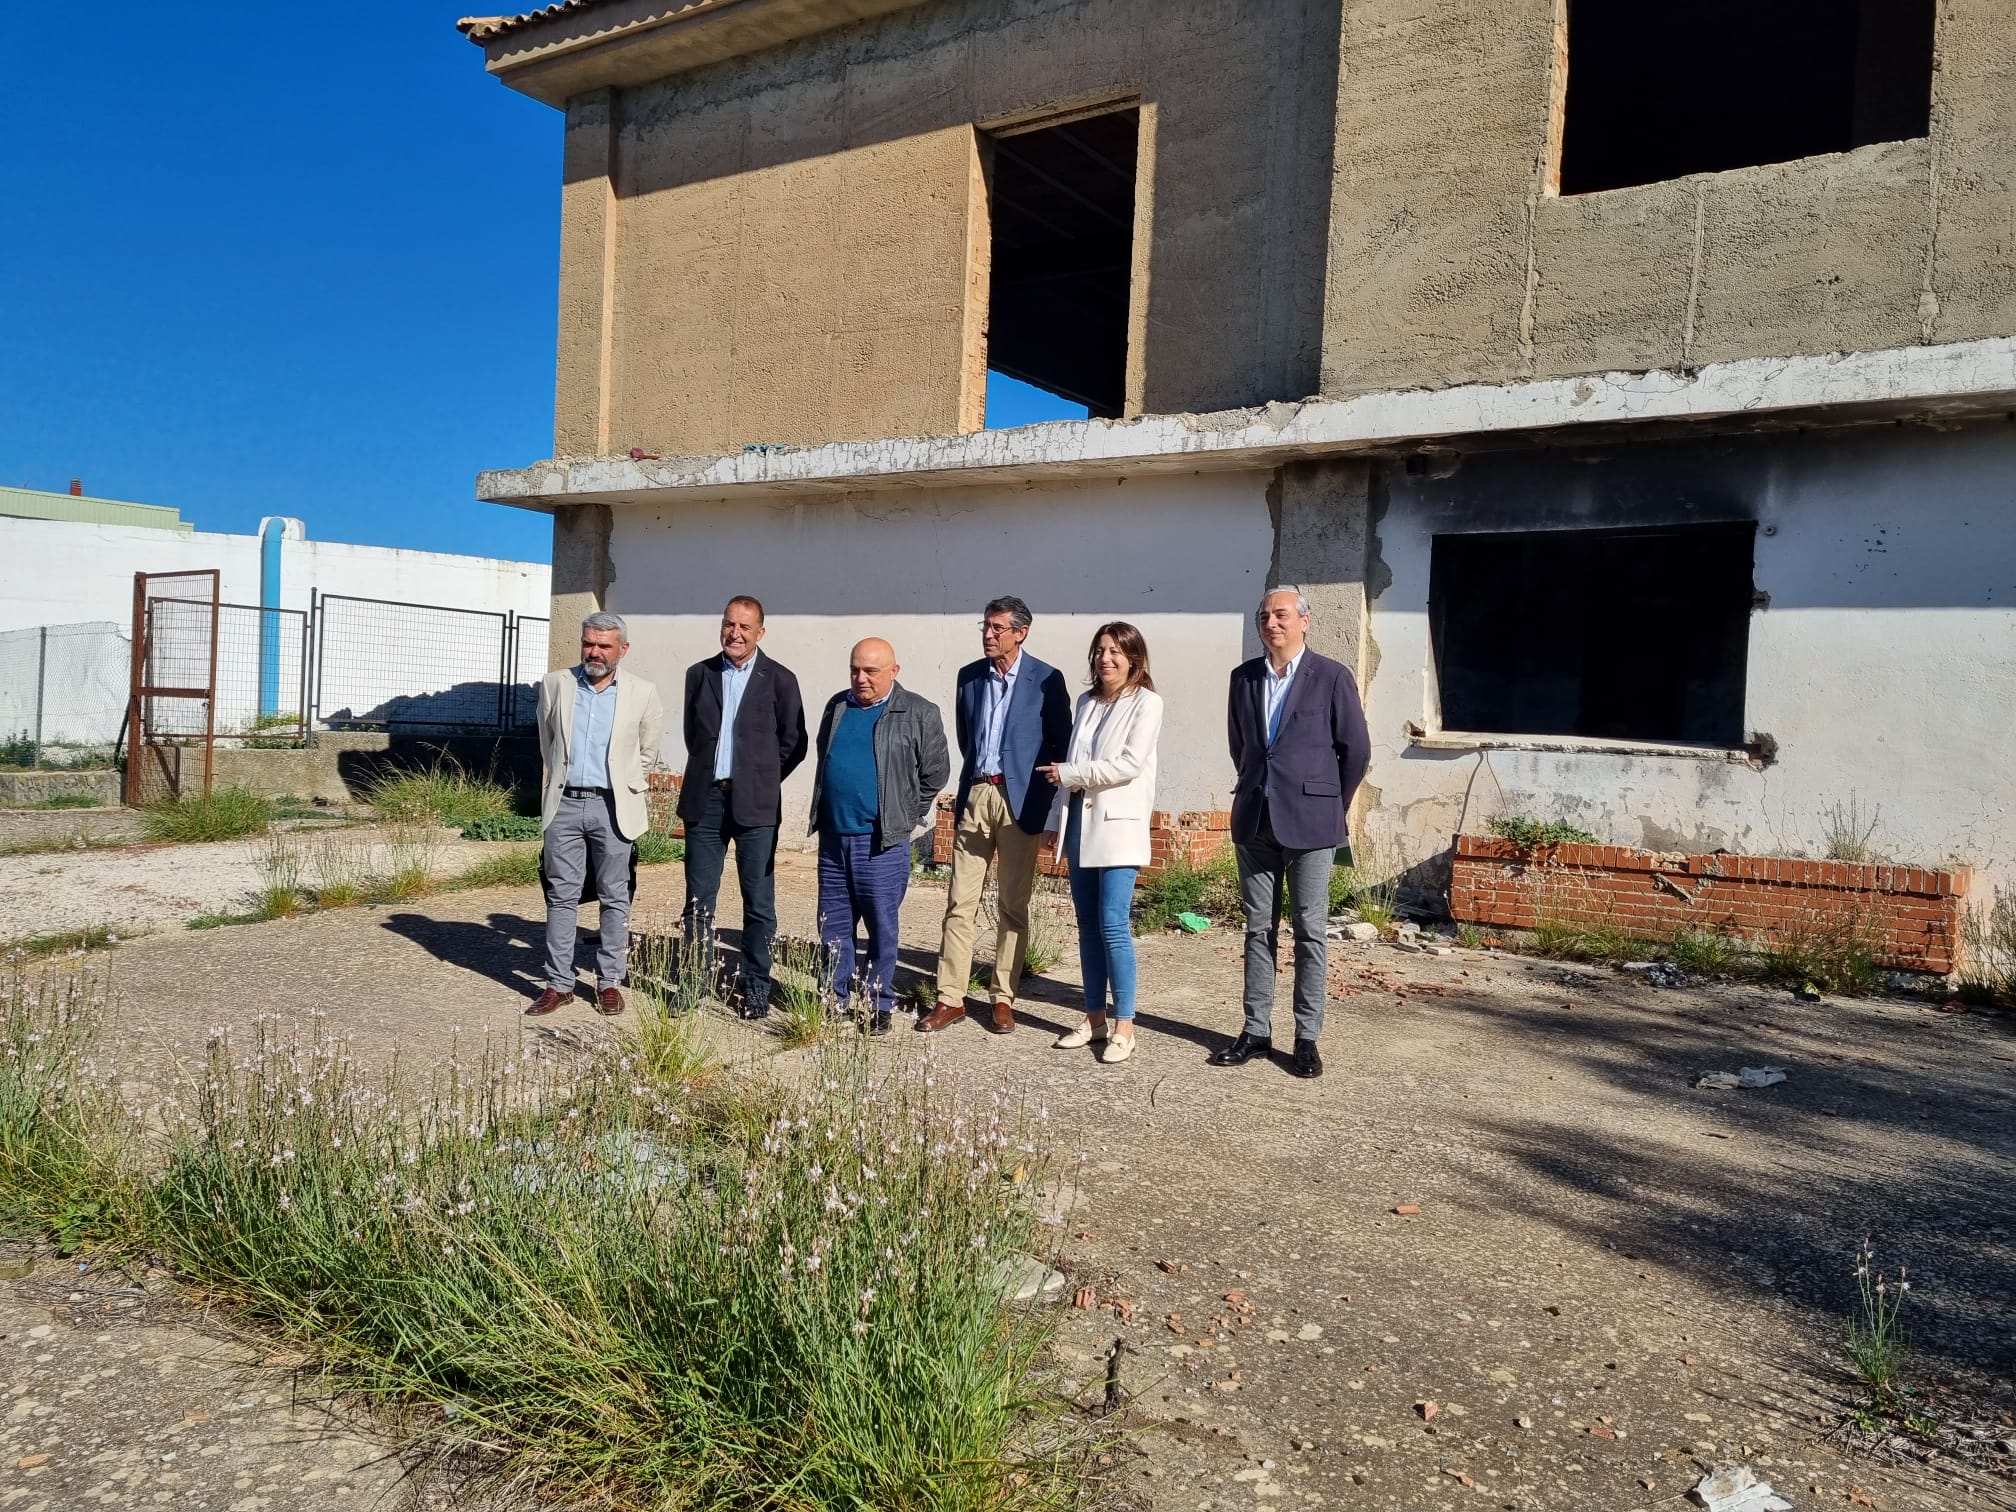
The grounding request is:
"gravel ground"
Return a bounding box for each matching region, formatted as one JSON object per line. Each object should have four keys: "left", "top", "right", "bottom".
{"left": 5, "top": 849, "right": 2013, "bottom": 1511}
{"left": 0, "top": 823, "right": 498, "bottom": 942}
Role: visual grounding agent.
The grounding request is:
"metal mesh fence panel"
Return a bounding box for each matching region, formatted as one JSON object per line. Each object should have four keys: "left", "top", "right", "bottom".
{"left": 314, "top": 595, "right": 512, "bottom": 731}
{"left": 512, "top": 616, "right": 549, "bottom": 726}
{"left": 0, "top": 621, "right": 130, "bottom": 761}
{"left": 213, "top": 603, "right": 307, "bottom": 746}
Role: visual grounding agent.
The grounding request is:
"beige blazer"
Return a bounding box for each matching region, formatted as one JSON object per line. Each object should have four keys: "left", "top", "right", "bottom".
{"left": 1043, "top": 687, "right": 1163, "bottom": 869}
{"left": 537, "top": 665, "right": 666, "bottom": 842}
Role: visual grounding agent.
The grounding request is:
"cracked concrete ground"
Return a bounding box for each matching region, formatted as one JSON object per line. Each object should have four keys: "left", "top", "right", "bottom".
{"left": 4, "top": 850, "right": 2012, "bottom": 1511}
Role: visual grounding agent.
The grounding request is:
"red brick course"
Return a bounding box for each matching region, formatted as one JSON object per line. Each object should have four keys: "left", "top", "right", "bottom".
{"left": 930, "top": 794, "right": 1233, "bottom": 879}
{"left": 1448, "top": 835, "right": 1969, "bottom": 974}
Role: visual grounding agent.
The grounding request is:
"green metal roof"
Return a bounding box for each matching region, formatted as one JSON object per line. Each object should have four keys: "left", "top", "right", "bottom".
{"left": 0, "top": 485, "right": 194, "bottom": 533}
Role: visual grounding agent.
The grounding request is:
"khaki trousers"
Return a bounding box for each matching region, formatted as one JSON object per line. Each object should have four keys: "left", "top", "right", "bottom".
{"left": 936, "top": 780, "right": 1040, "bottom": 1008}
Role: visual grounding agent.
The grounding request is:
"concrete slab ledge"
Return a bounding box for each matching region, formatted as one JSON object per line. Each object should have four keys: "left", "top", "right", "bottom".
{"left": 477, "top": 336, "right": 2016, "bottom": 509}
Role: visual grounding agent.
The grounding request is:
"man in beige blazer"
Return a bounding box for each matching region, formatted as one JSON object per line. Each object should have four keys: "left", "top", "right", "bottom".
{"left": 527, "top": 611, "right": 665, "bottom": 1017}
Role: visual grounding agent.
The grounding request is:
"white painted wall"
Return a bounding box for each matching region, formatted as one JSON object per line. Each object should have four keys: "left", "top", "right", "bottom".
{"left": 1361, "top": 422, "right": 2016, "bottom": 897}
{"left": 604, "top": 472, "right": 1276, "bottom": 842}
{"left": 0, "top": 516, "right": 550, "bottom": 631}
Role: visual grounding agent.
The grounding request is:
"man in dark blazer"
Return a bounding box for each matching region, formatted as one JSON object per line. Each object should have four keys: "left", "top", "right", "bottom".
{"left": 921, "top": 594, "right": 1072, "bottom": 1034}
{"left": 1211, "top": 586, "right": 1371, "bottom": 1079}
{"left": 678, "top": 594, "right": 809, "bottom": 1017}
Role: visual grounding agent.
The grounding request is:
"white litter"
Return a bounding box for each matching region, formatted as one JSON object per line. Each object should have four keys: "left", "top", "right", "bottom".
{"left": 1695, "top": 1067, "right": 1788, "bottom": 1090}
{"left": 1688, "top": 1463, "right": 1793, "bottom": 1512}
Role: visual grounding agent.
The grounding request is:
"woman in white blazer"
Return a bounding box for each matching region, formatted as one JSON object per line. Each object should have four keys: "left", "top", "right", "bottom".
{"left": 1037, "top": 622, "right": 1163, "bottom": 1064}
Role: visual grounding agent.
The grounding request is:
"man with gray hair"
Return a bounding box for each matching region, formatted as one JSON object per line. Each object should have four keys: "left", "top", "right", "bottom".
{"left": 1211, "top": 586, "right": 1370, "bottom": 1078}
{"left": 527, "top": 611, "right": 666, "bottom": 1017}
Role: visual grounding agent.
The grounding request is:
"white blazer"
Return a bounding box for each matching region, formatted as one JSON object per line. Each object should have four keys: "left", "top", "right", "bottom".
{"left": 1044, "top": 687, "right": 1163, "bottom": 869}
{"left": 537, "top": 665, "right": 666, "bottom": 842}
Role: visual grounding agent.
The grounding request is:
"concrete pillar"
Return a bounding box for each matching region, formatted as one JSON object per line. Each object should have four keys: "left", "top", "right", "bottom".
{"left": 555, "top": 89, "right": 618, "bottom": 458}
{"left": 1267, "top": 458, "right": 1381, "bottom": 688}
{"left": 549, "top": 503, "right": 614, "bottom": 671}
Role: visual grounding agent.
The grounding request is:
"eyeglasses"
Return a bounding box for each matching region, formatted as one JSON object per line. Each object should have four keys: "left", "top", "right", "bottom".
{"left": 979, "top": 622, "right": 1022, "bottom": 638}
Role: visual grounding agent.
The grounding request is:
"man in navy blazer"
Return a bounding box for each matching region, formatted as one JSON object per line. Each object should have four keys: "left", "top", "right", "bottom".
{"left": 678, "top": 595, "right": 809, "bottom": 1017}
{"left": 1210, "top": 586, "right": 1371, "bottom": 1079}
{"left": 921, "top": 594, "right": 1072, "bottom": 1034}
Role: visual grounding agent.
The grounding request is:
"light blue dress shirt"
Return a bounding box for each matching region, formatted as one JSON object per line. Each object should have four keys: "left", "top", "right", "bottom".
{"left": 565, "top": 666, "right": 620, "bottom": 788}
{"left": 978, "top": 653, "right": 1021, "bottom": 776}
{"left": 1263, "top": 649, "right": 1304, "bottom": 746}
{"left": 714, "top": 650, "right": 757, "bottom": 780}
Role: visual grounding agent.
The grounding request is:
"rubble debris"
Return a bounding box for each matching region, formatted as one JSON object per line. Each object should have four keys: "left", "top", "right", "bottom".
{"left": 1687, "top": 1463, "right": 1792, "bottom": 1512}
{"left": 1623, "top": 960, "right": 1690, "bottom": 987}
{"left": 1695, "top": 1067, "right": 1788, "bottom": 1090}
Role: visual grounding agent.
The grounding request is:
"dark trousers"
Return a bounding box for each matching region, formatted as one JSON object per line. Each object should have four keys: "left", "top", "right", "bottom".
{"left": 816, "top": 829, "right": 911, "bottom": 1015}
{"left": 682, "top": 782, "right": 779, "bottom": 1006}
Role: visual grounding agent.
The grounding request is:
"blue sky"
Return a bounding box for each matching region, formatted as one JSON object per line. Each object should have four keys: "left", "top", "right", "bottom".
{"left": 0, "top": 6, "right": 1082, "bottom": 565}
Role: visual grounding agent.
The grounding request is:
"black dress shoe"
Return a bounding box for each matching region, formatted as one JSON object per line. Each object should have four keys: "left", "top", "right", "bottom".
{"left": 868, "top": 1011, "right": 892, "bottom": 1037}
{"left": 1207, "top": 1031, "right": 1271, "bottom": 1067}
{"left": 739, "top": 998, "right": 772, "bottom": 1021}
{"left": 1289, "top": 1038, "right": 1323, "bottom": 1079}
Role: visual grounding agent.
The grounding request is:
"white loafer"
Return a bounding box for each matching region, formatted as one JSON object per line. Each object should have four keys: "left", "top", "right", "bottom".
{"left": 1100, "top": 1030, "right": 1136, "bottom": 1064}
{"left": 1053, "top": 1016, "right": 1109, "bottom": 1049}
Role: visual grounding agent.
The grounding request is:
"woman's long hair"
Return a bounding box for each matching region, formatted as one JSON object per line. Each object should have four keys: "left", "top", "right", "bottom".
{"left": 1086, "top": 621, "right": 1154, "bottom": 699}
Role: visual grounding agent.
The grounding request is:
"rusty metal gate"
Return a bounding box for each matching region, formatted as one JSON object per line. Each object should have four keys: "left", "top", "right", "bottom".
{"left": 124, "top": 570, "right": 220, "bottom": 806}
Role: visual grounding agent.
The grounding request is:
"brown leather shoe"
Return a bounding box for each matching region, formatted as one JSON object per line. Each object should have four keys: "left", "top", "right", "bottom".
{"left": 988, "top": 1001, "right": 1016, "bottom": 1034}
{"left": 525, "top": 987, "right": 569, "bottom": 1017}
{"left": 596, "top": 986, "right": 625, "bottom": 1016}
{"left": 916, "top": 1000, "right": 967, "bottom": 1033}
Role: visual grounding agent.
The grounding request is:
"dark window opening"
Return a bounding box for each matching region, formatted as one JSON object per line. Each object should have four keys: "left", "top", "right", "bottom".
{"left": 1557, "top": 0, "right": 1935, "bottom": 195}
{"left": 985, "top": 108, "right": 1138, "bottom": 421}
{"left": 1430, "top": 522, "right": 1756, "bottom": 747}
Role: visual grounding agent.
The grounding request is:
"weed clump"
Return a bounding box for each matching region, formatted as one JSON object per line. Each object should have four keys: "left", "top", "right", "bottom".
{"left": 367, "top": 760, "right": 516, "bottom": 829}
{"left": 1133, "top": 850, "right": 1240, "bottom": 934}
{"left": 1488, "top": 815, "right": 1599, "bottom": 849}
{"left": 143, "top": 786, "right": 274, "bottom": 843}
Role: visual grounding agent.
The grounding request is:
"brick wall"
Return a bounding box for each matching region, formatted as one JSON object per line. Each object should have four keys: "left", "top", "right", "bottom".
{"left": 929, "top": 794, "right": 1233, "bottom": 878}
{"left": 645, "top": 771, "right": 684, "bottom": 837}
{"left": 1448, "top": 835, "right": 1970, "bottom": 974}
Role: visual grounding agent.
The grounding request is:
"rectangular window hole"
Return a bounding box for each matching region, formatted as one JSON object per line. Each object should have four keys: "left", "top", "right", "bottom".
{"left": 1557, "top": 0, "right": 1935, "bottom": 196}
{"left": 983, "top": 106, "right": 1138, "bottom": 421}
{"left": 1430, "top": 522, "right": 1756, "bottom": 747}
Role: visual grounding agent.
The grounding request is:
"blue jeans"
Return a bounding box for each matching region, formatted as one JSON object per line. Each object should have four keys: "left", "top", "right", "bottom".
{"left": 1065, "top": 800, "right": 1139, "bottom": 1020}
{"left": 816, "top": 829, "right": 910, "bottom": 1015}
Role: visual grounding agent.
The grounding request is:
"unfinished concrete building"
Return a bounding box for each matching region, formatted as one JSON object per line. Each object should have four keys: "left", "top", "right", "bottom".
{"left": 462, "top": 0, "right": 2016, "bottom": 897}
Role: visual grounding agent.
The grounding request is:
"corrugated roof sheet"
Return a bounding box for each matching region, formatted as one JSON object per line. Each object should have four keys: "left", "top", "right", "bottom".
{"left": 459, "top": 2, "right": 649, "bottom": 43}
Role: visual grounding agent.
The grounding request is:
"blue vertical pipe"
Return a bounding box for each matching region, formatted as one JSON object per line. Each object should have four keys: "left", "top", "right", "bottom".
{"left": 258, "top": 517, "right": 284, "bottom": 718}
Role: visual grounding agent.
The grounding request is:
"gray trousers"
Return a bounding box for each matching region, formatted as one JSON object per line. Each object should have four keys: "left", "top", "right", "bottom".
{"left": 542, "top": 790, "right": 634, "bottom": 991}
{"left": 1236, "top": 809, "right": 1332, "bottom": 1043}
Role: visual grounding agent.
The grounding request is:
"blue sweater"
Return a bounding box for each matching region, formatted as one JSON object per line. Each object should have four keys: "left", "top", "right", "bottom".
{"left": 820, "top": 699, "right": 887, "bottom": 836}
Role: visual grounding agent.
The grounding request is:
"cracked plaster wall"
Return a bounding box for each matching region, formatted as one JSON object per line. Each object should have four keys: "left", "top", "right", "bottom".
{"left": 1357, "top": 420, "right": 2016, "bottom": 897}
{"left": 1322, "top": 0, "right": 2016, "bottom": 397}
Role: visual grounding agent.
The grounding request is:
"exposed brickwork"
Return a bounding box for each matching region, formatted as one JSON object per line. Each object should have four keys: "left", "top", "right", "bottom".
{"left": 645, "top": 771, "right": 685, "bottom": 838}
{"left": 1448, "top": 835, "right": 1970, "bottom": 974}
{"left": 930, "top": 794, "right": 1233, "bottom": 879}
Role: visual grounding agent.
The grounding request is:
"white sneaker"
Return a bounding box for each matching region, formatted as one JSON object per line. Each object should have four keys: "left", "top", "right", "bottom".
{"left": 1100, "top": 1028, "right": 1137, "bottom": 1064}
{"left": 1053, "top": 1015, "right": 1109, "bottom": 1049}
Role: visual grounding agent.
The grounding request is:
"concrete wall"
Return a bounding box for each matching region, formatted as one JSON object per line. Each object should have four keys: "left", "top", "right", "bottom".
{"left": 1352, "top": 420, "right": 2016, "bottom": 897}
{"left": 559, "top": 0, "right": 1340, "bottom": 458}
{"left": 1323, "top": 0, "right": 2016, "bottom": 396}
{"left": 599, "top": 470, "right": 1276, "bottom": 838}
{"left": 0, "top": 516, "right": 552, "bottom": 632}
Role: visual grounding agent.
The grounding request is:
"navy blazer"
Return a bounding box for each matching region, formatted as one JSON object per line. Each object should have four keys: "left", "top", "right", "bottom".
{"left": 953, "top": 652, "right": 1073, "bottom": 835}
{"left": 678, "top": 650, "right": 809, "bottom": 829}
{"left": 1226, "top": 649, "right": 1371, "bottom": 851}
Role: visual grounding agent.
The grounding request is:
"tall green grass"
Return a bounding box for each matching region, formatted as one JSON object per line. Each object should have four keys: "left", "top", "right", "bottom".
{"left": 146, "top": 1017, "right": 1080, "bottom": 1509}
{"left": 142, "top": 785, "right": 274, "bottom": 843}
{"left": 367, "top": 761, "right": 516, "bottom": 829}
{"left": 0, "top": 969, "right": 141, "bottom": 1249}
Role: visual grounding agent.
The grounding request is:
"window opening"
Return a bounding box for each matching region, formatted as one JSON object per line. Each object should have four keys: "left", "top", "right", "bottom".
{"left": 1556, "top": 0, "right": 1935, "bottom": 196}
{"left": 984, "top": 107, "right": 1139, "bottom": 421}
{"left": 1430, "top": 522, "right": 1756, "bottom": 746}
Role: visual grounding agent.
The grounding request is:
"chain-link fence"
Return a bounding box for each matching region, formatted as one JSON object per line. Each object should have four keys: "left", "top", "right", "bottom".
{"left": 0, "top": 621, "right": 131, "bottom": 764}
{"left": 311, "top": 594, "right": 543, "bottom": 733}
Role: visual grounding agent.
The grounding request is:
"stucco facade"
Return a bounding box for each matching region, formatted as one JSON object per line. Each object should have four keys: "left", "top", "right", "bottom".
{"left": 464, "top": 0, "right": 2016, "bottom": 906}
